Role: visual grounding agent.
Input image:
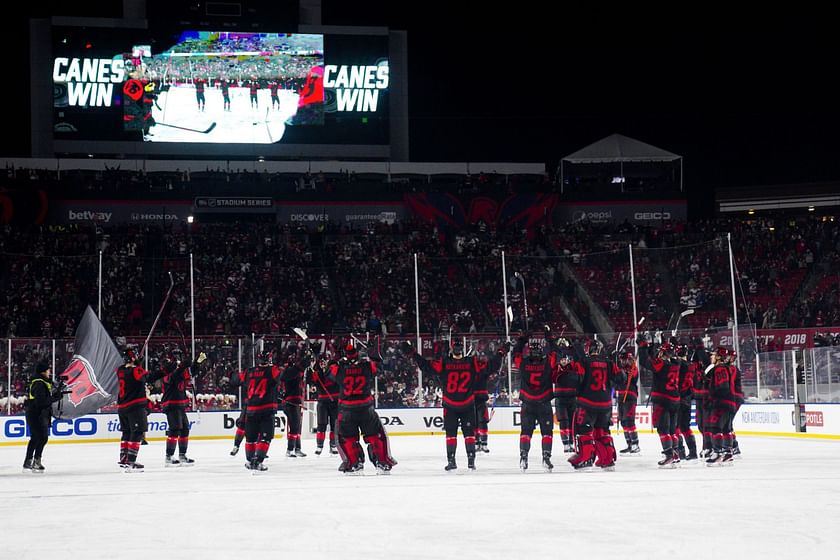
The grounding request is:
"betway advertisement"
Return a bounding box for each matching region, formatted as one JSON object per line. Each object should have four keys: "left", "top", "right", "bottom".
{"left": 52, "top": 200, "right": 191, "bottom": 224}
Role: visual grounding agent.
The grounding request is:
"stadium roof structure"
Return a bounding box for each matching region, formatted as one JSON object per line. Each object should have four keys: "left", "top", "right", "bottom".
{"left": 563, "top": 133, "right": 681, "bottom": 163}
{"left": 559, "top": 133, "right": 683, "bottom": 191}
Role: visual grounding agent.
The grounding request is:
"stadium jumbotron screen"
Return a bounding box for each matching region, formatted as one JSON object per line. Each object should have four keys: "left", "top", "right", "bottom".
{"left": 49, "top": 25, "right": 391, "bottom": 153}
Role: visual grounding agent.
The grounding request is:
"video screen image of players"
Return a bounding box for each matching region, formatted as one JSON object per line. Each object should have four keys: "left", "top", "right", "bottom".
{"left": 122, "top": 31, "right": 324, "bottom": 143}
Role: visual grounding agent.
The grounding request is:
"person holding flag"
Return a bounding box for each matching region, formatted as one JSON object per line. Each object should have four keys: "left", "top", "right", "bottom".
{"left": 22, "top": 361, "right": 65, "bottom": 472}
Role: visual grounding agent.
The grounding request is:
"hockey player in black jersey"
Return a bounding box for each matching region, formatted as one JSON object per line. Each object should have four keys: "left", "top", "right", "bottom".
{"left": 512, "top": 328, "right": 558, "bottom": 472}
{"left": 413, "top": 337, "right": 502, "bottom": 471}
{"left": 279, "top": 345, "right": 307, "bottom": 458}
{"left": 116, "top": 349, "right": 149, "bottom": 471}
{"left": 306, "top": 354, "right": 339, "bottom": 455}
{"left": 327, "top": 342, "right": 397, "bottom": 474}
{"left": 147, "top": 349, "right": 206, "bottom": 466}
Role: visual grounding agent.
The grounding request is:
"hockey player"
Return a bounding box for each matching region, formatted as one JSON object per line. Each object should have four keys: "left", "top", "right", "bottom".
{"left": 513, "top": 328, "right": 559, "bottom": 472}
{"left": 473, "top": 348, "right": 493, "bottom": 454}
{"left": 220, "top": 78, "right": 232, "bottom": 111}
{"left": 471, "top": 340, "right": 507, "bottom": 455}
{"left": 116, "top": 349, "right": 149, "bottom": 471}
{"left": 238, "top": 350, "right": 283, "bottom": 471}
{"left": 268, "top": 79, "right": 281, "bottom": 109}
{"left": 147, "top": 349, "right": 206, "bottom": 466}
{"left": 306, "top": 352, "right": 339, "bottom": 455}
{"left": 729, "top": 350, "right": 744, "bottom": 458}
{"left": 706, "top": 347, "right": 740, "bottom": 465}
{"left": 229, "top": 407, "right": 248, "bottom": 456}
{"left": 567, "top": 339, "right": 620, "bottom": 471}
{"left": 413, "top": 337, "right": 500, "bottom": 471}
{"left": 553, "top": 344, "right": 581, "bottom": 454}
{"left": 690, "top": 345, "right": 713, "bottom": 457}
{"left": 639, "top": 339, "right": 683, "bottom": 468}
{"left": 279, "top": 345, "right": 307, "bottom": 458}
{"left": 675, "top": 345, "right": 698, "bottom": 460}
{"left": 327, "top": 342, "right": 397, "bottom": 474}
{"left": 195, "top": 77, "right": 206, "bottom": 111}
{"left": 614, "top": 350, "right": 641, "bottom": 454}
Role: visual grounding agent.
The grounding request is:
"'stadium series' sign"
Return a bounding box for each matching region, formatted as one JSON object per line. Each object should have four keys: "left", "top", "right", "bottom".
{"left": 194, "top": 197, "right": 274, "bottom": 212}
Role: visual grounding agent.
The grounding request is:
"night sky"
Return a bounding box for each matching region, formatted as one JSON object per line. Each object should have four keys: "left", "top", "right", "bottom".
{"left": 7, "top": 2, "right": 840, "bottom": 195}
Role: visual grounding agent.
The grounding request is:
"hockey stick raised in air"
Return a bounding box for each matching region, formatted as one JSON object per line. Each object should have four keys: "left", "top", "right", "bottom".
{"left": 140, "top": 272, "right": 174, "bottom": 359}
{"left": 174, "top": 317, "right": 200, "bottom": 418}
{"left": 156, "top": 121, "right": 217, "bottom": 134}
{"left": 672, "top": 309, "right": 695, "bottom": 337}
{"left": 349, "top": 333, "right": 369, "bottom": 349}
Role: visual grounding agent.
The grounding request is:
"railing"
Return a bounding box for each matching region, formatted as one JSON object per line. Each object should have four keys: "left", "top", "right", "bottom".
{"left": 3, "top": 331, "right": 839, "bottom": 415}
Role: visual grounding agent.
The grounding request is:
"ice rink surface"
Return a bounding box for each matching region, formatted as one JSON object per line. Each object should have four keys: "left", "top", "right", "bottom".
{"left": 149, "top": 87, "right": 298, "bottom": 143}
{"left": 2, "top": 432, "right": 839, "bottom": 560}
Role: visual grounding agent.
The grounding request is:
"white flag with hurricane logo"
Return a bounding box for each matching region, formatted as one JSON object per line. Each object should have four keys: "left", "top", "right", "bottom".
{"left": 52, "top": 306, "right": 124, "bottom": 419}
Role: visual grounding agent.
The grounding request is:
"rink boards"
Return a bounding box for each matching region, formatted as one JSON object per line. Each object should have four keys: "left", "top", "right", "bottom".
{"left": 2, "top": 403, "right": 839, "bottom": 445}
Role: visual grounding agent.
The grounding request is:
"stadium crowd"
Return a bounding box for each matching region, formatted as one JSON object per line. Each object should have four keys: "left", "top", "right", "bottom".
{"left": 2, "top": 176, "right": 839, "bottom": 412}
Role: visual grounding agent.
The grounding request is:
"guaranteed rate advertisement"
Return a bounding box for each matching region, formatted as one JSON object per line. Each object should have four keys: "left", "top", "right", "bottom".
{"left": 51, "top": 26, "right": 390, "bottom": 147}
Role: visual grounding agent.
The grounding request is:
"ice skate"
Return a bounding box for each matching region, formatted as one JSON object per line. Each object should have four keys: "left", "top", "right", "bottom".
{"left": 541, "top": 454, "right": 554, "bottom": 473}
{"left": 178, "top": 454, "right": 195, "bottom": 466}
{"left": 658, "top": 452, "right": 676, "bottom": 469}
{"left": 165, "top": 455, "right": 180, "bottom": 467}
{"left": 444, "top": 457, "right": 458, "bottom": 472}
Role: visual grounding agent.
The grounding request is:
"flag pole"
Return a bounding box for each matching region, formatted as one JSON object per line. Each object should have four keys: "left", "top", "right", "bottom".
{"left": 98, "top": 250, "right": 103, "bottom": 319}
{"left": 6, "top": 339, "right": 11, "bottom": 414}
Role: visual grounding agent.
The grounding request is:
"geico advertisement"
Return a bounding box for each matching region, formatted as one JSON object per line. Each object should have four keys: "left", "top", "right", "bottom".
{"left": 0, "top": 411, "right": 287, "bottom": 445}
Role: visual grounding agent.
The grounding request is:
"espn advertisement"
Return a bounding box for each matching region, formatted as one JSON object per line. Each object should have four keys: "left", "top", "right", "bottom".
{"left": 51, "top": 26, "right": 390, "bottom": 147}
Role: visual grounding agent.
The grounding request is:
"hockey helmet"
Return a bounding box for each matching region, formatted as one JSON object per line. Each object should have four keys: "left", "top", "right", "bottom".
{"left": 450, "top": 339, "right": 464, "bottom": 357}
{"left": 257, "top": 349, "right": 274, "bottom": 365}
{"left": 528, "top": 340, "right": 544, "bottom": 360}
{"left": 658, "top": 341, "right": 674, "bottom": 358}
{"left": 344, "top": 343, "right": 359, "bottom": 360}
{"left": 124, "top": 348, "right": 139, "bottom": 364}
{"left": 618, "top": 350, "right": 635, "bottom": 367}
{"left": 585, "top": 339, "right": 603, "bottom": 356}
